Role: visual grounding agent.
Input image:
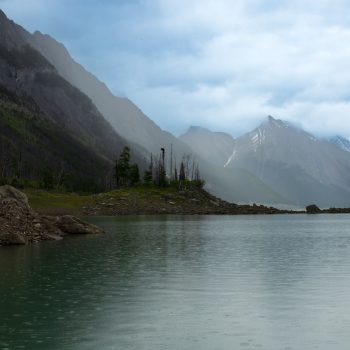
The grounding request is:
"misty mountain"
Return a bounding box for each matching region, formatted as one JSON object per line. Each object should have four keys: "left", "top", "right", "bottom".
{"left": 0, "top": 10, "right": 146, "bottom": 191}
{"left": 0, "top": 10, "right": 332, "bottom": 206}
{"left": 27, "top": 29, "right": 191, "bottom": 158}
{"left": 186, "top": 116, "right": 350, "bottom": 207}
{"left": 23, "top": 18, "right": 287, "bottom": 204}
{"left": 180, "top": 126, "right": 235, "bottom": 166}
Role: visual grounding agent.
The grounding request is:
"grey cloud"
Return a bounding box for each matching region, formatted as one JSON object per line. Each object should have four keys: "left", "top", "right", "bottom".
{"left": 3, "top": 0, "right": 350, "bottom": 138}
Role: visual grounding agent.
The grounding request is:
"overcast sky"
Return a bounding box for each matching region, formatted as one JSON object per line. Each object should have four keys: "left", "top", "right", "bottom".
{"left": 2, "top": 0, "right": 350, "bottom": 137}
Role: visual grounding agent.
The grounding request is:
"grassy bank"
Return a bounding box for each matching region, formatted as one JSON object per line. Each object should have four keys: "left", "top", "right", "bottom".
{"left": 24, "top": 189, "right": 94, "bottom": 215}
{"left": 24, "top": 186, "right": 285, "bottom": 216}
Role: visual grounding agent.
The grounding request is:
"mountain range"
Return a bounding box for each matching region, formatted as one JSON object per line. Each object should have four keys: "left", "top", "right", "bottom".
{"left": 181, "top": 116, "right": 350, "bottom": 207}
{"left": 1, "top": 9, "right": 350, "bottom": 207}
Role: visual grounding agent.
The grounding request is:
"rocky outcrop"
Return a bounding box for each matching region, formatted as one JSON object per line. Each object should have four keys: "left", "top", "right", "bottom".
{"left": 306, "top": 204, "right": 322, "bottom": 214}
{"left": 44, "top": 215, "right": 103, "bottom": 235}
{"left": 0, "top": 186, "right": 103, "bottom": 246}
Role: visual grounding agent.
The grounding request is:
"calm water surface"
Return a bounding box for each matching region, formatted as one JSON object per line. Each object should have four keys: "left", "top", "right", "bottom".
{"left": 1, "top": 215, "right": 350, "bottom": 349}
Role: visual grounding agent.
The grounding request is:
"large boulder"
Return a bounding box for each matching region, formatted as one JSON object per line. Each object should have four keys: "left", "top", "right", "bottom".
{"left": 306, "top": 204, "right": 322, "bottom": 214}
{"left": 0, "top": 185, "right": 29, "bottom": 209}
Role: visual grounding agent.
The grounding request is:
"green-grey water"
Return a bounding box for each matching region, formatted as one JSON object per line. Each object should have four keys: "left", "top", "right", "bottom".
{"left": 1, "top": 215, "right": 350, "bottom": 350}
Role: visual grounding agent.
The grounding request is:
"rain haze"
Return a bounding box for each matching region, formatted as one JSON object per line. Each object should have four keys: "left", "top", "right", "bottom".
{"left": 4, "top": 5, "right": 350, "bottom": 350}
{"left": 2, "top": 0, "right": 350, "bottom": 138}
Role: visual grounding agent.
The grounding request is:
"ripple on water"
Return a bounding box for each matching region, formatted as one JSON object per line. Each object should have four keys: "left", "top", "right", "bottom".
{"left": 1, "top": 215, "right": 350, "bottom": 349}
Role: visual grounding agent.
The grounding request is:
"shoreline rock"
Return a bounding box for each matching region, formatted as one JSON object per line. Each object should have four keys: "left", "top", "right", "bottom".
{"left": 81, "top": 188, "right": 295, "bottom": 216}
{"left": 0, "top": 185, "right": 103, "bottom": 246}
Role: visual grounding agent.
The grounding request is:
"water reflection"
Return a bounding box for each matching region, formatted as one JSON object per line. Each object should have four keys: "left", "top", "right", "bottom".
{"left": 1, "top": 215, "right": 350, "bottom": 349}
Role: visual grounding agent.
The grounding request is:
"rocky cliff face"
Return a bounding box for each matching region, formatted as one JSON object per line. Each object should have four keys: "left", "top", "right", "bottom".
{"left": 0, "top": 185, "right": 103, "bottom": 246}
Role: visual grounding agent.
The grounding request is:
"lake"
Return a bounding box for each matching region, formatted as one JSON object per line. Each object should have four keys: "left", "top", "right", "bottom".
{"left": 1, "top": 215, "right": 350, "bottom": 349}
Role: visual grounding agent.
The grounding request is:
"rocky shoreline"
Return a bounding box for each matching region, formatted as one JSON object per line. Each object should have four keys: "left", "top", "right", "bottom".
{"left": 0, "top": 185, "right": 103, "bottom": 246}
{"left": 3, "top": 185, "right": 349, "bottom": 246}
{"left": 81, "top": 187, "right": 296, "bottom": 216}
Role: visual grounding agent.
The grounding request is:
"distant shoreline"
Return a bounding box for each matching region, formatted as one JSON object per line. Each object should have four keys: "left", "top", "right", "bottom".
{"left": 24, "top": 187, "right": 350, "bottom": 217}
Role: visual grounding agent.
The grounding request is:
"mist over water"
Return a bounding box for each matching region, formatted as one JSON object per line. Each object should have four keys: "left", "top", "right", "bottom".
{"left": 1, "top": 215, "right": 350, "bottom": 349}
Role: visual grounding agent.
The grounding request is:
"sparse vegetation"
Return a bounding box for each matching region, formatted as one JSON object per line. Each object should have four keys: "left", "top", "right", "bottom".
{"left": 24, "top": 185, "right": 285, "bottom": 216}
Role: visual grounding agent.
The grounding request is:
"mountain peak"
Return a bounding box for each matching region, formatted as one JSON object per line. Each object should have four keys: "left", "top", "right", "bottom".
{"left": 188, "top": 125, "right": 209, "bottom": 132}
{"left": 33, "top": 30, "right": 54, "bottom": 41}
{"left": 266, "top": 115, "right": 286, "bottom": 126}
{"left": 187, "top": 126, "right": 211, "bottom": 134}
{"left": 257, "top": 115, "right": 294, "bottom": 132}
{"left": 33, "top": 30, "right": 44, "bottom": 37}
{"left": 0, "top": 10, "right": 29, "bottom": 49}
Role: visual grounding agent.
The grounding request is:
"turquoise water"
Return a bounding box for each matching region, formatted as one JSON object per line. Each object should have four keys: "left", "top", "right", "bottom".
{"left": 1, "top": 215, "right": 350, "bottom": 349}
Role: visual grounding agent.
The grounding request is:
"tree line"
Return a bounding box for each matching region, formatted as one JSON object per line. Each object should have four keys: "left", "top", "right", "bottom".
{"left": 114, "top": 146, "right": 205, "bottom": 190}
{"left": 0, "top": 142, "right": 205, "bottom": 192}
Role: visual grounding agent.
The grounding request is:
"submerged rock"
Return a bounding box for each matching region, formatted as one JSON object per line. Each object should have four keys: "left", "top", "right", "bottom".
{"left": 0, "top": 186, "right": 103, "bottom": 246}
{"left": 46, "top": 215, "right": 103, "bottom": 235}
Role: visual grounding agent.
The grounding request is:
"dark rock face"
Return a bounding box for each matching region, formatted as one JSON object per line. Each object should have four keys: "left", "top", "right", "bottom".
{"left": 306, "top": 204, "right": 322, "bottom": 214}
{"left": 0, "top": 186, "right": 103, "bottom": 246}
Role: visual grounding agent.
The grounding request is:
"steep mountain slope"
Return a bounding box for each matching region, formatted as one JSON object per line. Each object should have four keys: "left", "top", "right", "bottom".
{"left": 0, "top": 10, "right": 146, "bottom": 191}
{"left": 224, "top": 116, "right": 350, "bottom": 206}
{"left": 27, "top": 30, "right": 191, "bottom": 157}
{"left": 0, "top": 87, "right": 113, "bottom": 190}
{"left": 180, "top": 126, "right": 235, "bottom": 166}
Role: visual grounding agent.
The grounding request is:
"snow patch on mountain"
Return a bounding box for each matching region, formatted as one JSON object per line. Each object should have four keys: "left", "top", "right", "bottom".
{"left": 329, "top": 136, "right": 350, "bottom": 152}
{"left": 224, "top": 149, "right": 236, "bottom": 167}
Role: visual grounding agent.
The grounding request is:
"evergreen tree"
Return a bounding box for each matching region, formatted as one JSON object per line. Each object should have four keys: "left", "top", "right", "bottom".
{"left": 115, "top": 146, "right": 130, "bottom": 186}
{"left": 143, "top": 170, "right": 152, "bottom": 185}
{"left": 41, "top": 165, "right": 54, "bottom": 190}
{"left": 114, "top": 159, "right": 120, "bottom": 186}
{"left": 129, "top": 164, "right": 140, "bottom": 186}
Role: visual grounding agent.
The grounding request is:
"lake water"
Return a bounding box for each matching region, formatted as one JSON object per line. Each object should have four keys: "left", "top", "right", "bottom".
{"left": 1, "top": 215, "right": 350, "bottom": 350}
